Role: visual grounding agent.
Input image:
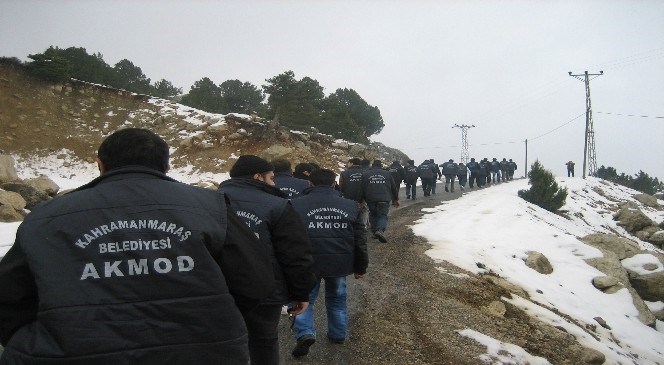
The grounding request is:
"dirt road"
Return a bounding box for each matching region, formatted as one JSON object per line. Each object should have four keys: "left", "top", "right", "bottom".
{"left": 278, "top": 184, "right": 603, "bottom": 365}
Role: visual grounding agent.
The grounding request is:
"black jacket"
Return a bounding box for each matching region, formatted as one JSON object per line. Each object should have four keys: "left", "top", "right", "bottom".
{"left": 274, "top": 171, "right": 309, "bottom": 199}
{"left": 339, "top": 166, "right": 365, "bottom": 202}
{"left": 0, "top": 167, "right": 275, "bottom": 365}
{"left": 219, "top": 178, "right": 316, "bottom": 304}
{"left": 291, "top": 186, "right": 368, "bottom": 277}
{"left": 404, "top": 163, "right": 419, "bottom": 183}
{"left": 386, "top": 163, "right": 405, "bottom": 185}
{"left": 361, "top": 167, "right": 399, "bottom": 203}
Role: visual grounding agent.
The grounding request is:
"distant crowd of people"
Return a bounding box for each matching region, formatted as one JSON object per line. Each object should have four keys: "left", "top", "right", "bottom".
{"left": 384, "top": 157, "right": 518, "bottom": 199}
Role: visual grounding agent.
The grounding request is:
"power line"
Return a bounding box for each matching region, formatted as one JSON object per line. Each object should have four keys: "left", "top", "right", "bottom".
{"left": 596, "top": 111, "right": 664, "bottom": 119}
{"left": 529, "top": 112, "right": 586, "bottom": 141}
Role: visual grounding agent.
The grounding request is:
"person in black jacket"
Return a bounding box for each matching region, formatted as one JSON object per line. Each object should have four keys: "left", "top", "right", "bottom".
{"left": 289, "top": 169, "right": 368, "bottom": 358}
{"left": 339, "top": 157, "right": 369, "bottom": 231}
{"left": 508, "top": 159, "right": 517, "bottom": 180}
{"left": 429, "top": 158, "right": 442, "bottom": 194}
{"left": 0, "top": 128, "right": 275, "bottom": 365}
{"left": 403, "top": 160, "right": 419, "bottom": 199}
{"left": 272, "top": 158, "right": 309, "bottom": 199}
{"left": 362, "top": 160, "right": 400, "bottom": 243}
{"left": 386, "top": 160, "right": 405, "bottom": 192}
{"left": 418, "top": 159, "right": 434, "bottom": 196}
{"left": 219, "top": 155, "right": 316, "bottom": 365}
{"left": 466, "top": 157, "right": 478, "bottom": 188}
{"left": 440, "top": 159, "right": 457, "bottom": 192}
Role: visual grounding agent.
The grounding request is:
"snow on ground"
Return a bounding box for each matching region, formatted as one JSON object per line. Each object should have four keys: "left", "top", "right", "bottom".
{"left": 3, "top": 152, "right": 664, "bottom": 364}
{"left": 412, "top": 177, "right": 664, "bottom": 364}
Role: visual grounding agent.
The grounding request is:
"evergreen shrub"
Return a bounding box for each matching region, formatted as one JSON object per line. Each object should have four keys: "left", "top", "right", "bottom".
{"left": 518, "top": 160, "right": 568, "bottom": 212}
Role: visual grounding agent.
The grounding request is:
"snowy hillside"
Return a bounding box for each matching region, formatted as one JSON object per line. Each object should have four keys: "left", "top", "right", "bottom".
{"left": 412, "top": 177, "right": 664, "bottom": 364}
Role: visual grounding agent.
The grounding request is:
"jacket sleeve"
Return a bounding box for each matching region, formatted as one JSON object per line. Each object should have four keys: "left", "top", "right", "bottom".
{"left": 352, "top": 210, "right": 369, "bottom": 275}
{"left": 0, "top": 238, "right": 39, "bottom": 346}
{"left": 271, "top": 203, "right": 317, "bottom": 302}
{"left": 217, "top": 203, "right": 276, "bottom": 312}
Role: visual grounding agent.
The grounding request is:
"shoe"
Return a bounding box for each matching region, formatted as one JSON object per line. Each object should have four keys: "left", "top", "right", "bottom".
{"left": 375, "top": 231, "right": 388, "bottom": 243}
{"left": 328, "top": 336, "right": 345, "bottom": 344}
{"left": 292, "top": 335, "right": 316, "bottom": 358}
{"left": 445, "top": 187, "right": 449, "bottom": 192}
{"left": 406, "top": 195, "right": 410, "bottom": 199}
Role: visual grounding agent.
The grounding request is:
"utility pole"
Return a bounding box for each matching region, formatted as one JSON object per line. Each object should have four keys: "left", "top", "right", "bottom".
{"left": 524, "top": 139, "right": 528, "bottom": 178}
{"left": 569, "top": 70, "right": 603, "bottom": 179}
{"left": 452, "top": 124, "right": 475, "bottom": 164}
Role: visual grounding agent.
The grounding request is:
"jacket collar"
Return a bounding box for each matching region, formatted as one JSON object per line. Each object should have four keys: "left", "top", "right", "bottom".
{"left": 220, "top": 177, "right": 287, "bottom": 198}
{"left": 74, "top": 166, "right": 175, "bottom": 192}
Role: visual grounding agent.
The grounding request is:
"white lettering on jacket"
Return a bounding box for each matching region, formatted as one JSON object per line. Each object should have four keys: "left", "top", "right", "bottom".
{"left": 80, "top": 256, "right": 194, "bottom": 280}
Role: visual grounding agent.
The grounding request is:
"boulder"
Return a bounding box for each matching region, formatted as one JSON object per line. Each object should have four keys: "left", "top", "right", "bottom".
{"left": 580, "top": 233, "right": 640, "bottom": 260}
{"left": 591, "top": 275, "right": 620, "bottom": 290}
{"left": 524, "top": 251, "right": 553, "bottom": 274}
{"left": 648, "top": 231, "right": 664, "bottom": 245}
{"left": 0, "top": 189, "right": 26, "bottom": 211}
{"left": 0, "top": 182, "right": 51, "bottom": 210}
{"left": 613, "top": 203, "right": 655, "bottom": 233}
{"left": 24, "top": 175, "right": 60, "bottom": 196}
{"left": 0, "top": 204, "right": 23, "bottom": 222}
{"left": 585, "top": 250, "right": 656, "bottom": 326}
{"left": 262, "top": 145, "right": 293, "bottom": 161}
{"left": 0, "top": 155, "right": 19, "bottom": 183}
{"left": 633, "top": 193, "right": 660, "bottom": 208}
{"left": 623, "top": 253, "right": 664, "bottom": 302}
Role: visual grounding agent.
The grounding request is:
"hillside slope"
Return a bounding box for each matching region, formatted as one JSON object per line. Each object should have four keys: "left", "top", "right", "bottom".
{"left": 0, "top": 64, "right": 408, "bottom": 175}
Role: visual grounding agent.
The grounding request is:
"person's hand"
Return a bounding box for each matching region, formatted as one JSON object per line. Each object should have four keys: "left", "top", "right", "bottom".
{"left": 392, "top": 200, "right": 400, "bottom": 208}
{"left": 354, "top": 273, "right": 364, "bottom": 279}
{"left": 287, "top": 301, "right": 309, "bottom": 316}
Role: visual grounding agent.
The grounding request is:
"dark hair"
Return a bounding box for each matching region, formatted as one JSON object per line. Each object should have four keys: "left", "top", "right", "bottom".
{"left": 294, "top": 162, "right": 314, "bottom": 175}
{"left": 271, "top": 158, "right": 292, "bottom": 173}
{"left": 97, "top": 128, "right": 169, "bottom": 172}
{"left": 349, "top": 157, "right": 361, "bottom": 165}
{"left": 308, "top": 169, "right": 337, "bottom": 186}
{"left": 360, "top": 159, "right": 370, "bottom": 167}
{"left": 308, "top": 162, "right": 321, "bottom": 171}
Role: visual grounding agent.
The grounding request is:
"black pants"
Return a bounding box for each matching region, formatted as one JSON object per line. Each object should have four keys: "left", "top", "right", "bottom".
{"left": 405, "top": 180, "right": 417, "bottom": 198}
{"left": 243, "top": 303, "right": 282, "bottom": 365}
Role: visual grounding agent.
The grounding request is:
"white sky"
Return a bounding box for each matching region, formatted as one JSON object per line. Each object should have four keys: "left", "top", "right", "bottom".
{"left": 1, "top": 0, "right": 663, "bottom": 179}
{"left": 2, "top": 153, "right": 664, "bottom": 363}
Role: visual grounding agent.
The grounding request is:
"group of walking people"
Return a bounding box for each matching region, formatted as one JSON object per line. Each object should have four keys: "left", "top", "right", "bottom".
{"left": 385, "top": 157, "right": 518, "bottom": 199}
{"left": 0, "top": 129, "right": 373, "bottom": 365}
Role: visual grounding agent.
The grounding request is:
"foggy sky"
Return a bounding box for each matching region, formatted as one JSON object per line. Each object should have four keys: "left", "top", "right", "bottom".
{"left": 1, "top": 0, "right": 663, "bottom": 179}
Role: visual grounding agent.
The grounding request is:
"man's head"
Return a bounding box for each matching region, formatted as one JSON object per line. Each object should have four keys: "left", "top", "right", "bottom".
{"left": 230, "top": 155, "right": 275, "bottom": 186}
{"left": 470, "top": 158, "right": 475, "bottom": 162}
{"left": 360, "top": 159, "right": 370, "bottom": 168}
{"left": 308, "top": 168, "right": 337, "bottom": 187}
{"left": 294, "top": 162, "right": 314, "bottom": 177}
{"left": 347, "top": 157, "right": 361, "bottom": 168}
{"left": 271, "top": 158, "right": 292, "bottom": 173}
{"left": 372, "top": 160, "right": 383, "bottom": 168}
{"left": 97, "top": 128, "right": 169, "bottom": 173}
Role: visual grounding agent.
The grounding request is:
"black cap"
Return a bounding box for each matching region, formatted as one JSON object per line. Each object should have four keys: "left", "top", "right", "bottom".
{"left": 229, "top": 155, "right": 274, "bottom": 177}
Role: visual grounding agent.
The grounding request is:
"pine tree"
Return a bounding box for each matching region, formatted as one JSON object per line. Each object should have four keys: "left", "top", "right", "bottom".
{"left": 518, "top": 160, "right": 568, "bottom": 212}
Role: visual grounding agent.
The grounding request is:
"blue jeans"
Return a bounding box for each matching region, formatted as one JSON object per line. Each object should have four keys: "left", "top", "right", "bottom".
{"left": 367, "top": 201, "right": 390, "bottom": 234}
{"left": 293, "top": 277, "right": 348, "bottom": 341}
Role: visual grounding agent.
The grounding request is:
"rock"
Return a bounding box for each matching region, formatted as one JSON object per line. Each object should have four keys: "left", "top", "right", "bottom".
{"left": 633, "top": 193, "right": 660, "bottom": 208}
{"left": 593, "top": 316, "right": 611, "bottom": 329}
{"left": 613, "top": 203, "right": 655, "bottom": 233}
{"left": 0, "top": 204, "right": 23, "bottom": 222}
{"left": 484, "top": 276, "right": 529, "bottom": 299}
{"left": 24, "top": 175, "right": 60, "bottom": 196}
{"left": 525, "top": 251, "right": 553, "bottom": 274}
{"left": 262, "top": 145, "right": 293, "bottom": 161}
{"left": 482, "top": 300, "right": 507, "bottom": 317}
{"left": 634, "top": 226, "right": 660, "bottom": 241}
{"left": 627, "top": 270, "right": 664, "bottom": 302}
{"left": 0, "top": 154, "right": 19, "bottom": 182}
{"left": 577, "top": 347, "right": 606, "bottom": 365}
{"left": 0, "top": 189, "right": 26, "bottom": 211}
{"left": 647, "top": 231, "right": 664, "bottom": 245}
{"left": 592, "top": 275, "right": 620, "bottom": 290}
{"left": 580, "top": 233, "right": 640, "bottom": 260}
{"left": 0, "top": 182, "right": 51, "bottom": 210}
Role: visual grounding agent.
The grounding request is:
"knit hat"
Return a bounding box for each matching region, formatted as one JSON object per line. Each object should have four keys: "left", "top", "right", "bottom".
{"left": 229, "top": 155, "right": 274, "bottom": 177}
